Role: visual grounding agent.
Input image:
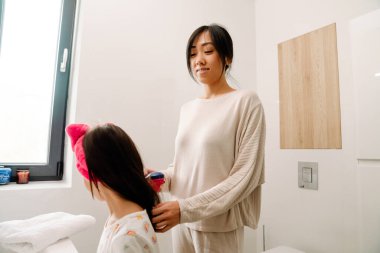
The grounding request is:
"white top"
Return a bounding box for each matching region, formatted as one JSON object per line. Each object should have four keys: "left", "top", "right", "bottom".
{"left": 164, "top": 89, "right": 266, "bottom": 232}
{"left": 97, "top": 210, "right": 159, "bottom": 253}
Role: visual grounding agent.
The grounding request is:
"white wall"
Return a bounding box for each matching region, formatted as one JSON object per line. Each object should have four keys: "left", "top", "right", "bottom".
{"left": 350, "top": 9, "right": 380, "bottom": 253}
{"left": 255, "top": 0, "right": 380, "bottom": 252}
{"left": 2, "top": 1, "right": 379, "bottom": 253}
{"left": 0, "top": 1, "right": 257, "bottom": 253}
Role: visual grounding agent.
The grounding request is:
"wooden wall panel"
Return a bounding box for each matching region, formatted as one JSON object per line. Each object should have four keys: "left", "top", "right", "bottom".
{"left": 278, "top": 23, "right": 342, "bottom": 149}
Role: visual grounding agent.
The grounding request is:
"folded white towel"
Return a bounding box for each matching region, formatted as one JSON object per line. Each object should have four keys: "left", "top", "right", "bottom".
{"left": 40, "top": 238, "right": 78, "bottom": 253}
{"left": 0, "top": 212, "right": 96, "bottom": 253}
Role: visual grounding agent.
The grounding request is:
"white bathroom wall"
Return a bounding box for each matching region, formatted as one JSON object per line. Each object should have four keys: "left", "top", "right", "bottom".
{"left": 2, "top": 1, "right": 379, "bottom": 253}
{"left": 350, "top": 9, "right": 380, "bottom": 253}
{"left": 0, "top": 1, "right": 258, "bottom": 253}
{"left": 254, "top": 0, "right": 380, "bottom": 253}
{"left": 350, "top": 9, "right": 380, "bottom": 160}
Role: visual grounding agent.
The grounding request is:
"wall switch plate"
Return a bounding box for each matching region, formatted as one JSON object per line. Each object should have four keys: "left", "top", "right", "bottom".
{"left": 298, "top": 161, "right": 318, "bottom": 190}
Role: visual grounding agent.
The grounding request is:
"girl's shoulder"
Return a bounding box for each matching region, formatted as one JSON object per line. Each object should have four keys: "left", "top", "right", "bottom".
{"left": 116, "top": 210, "right": 150, "bottom": 226}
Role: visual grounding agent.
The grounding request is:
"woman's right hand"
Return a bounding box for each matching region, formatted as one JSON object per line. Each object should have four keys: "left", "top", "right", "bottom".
{"left": 144, "top": 168, "right": 156, "bottom": 177}
{"left": 152, "top": 201, "right": 180, "bottom": 233}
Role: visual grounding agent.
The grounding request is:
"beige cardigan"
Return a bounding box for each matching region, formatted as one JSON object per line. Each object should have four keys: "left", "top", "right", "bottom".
{"left": 164, "top": 90, "right": 265, "bottom": 232}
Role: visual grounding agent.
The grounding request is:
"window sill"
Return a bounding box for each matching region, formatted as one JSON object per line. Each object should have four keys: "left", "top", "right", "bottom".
{"left": 0, "top": 180, "right": 71, "bottom": 191}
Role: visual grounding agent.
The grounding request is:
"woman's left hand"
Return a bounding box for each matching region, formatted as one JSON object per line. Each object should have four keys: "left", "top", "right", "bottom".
{"left": 152, "top": 201, "right": 180, "bottom": 233}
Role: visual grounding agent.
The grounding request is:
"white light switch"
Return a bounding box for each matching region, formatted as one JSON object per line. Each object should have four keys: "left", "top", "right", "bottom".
{"left": 302, "top": 167, "right": 312, "bottom": 183}
{"left": 298, "top": 162, "right": 318, "bottom": 190}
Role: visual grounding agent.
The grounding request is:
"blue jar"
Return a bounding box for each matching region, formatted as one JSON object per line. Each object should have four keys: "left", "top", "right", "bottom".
{"left": 0, "top": 167, "right": 12, "bottom": 185}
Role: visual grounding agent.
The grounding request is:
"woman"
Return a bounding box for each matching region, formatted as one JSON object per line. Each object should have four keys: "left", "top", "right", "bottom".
{"left": 151, "top": 24, "right": 266, "bottom": 253}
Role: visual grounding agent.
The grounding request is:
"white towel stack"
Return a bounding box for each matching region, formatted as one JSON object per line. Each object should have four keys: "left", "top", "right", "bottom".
{"left": 0, "top": 212, "right": 96, "bottom": 253}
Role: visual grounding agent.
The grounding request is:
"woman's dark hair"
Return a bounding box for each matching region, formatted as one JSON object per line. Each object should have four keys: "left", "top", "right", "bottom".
{"left": 186, "top": 23, "right": 233, "bottom": 81}
{"left": 83, "top": 124, "right": 160, "bottom": 221}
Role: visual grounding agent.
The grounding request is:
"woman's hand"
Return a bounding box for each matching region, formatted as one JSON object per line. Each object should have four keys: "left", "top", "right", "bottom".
{"left": 144, "top": 168, "right": 156, "bottom": 177}
{"left": 152, "top": 201, "right": 180, "bottom": 233}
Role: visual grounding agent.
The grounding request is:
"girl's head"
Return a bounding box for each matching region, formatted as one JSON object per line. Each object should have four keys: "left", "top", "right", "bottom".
{"left": 186, "top": 24, "right": 233, "bottom": 83}
{"left": 66, "top": 123, "right": 159, "bottom": 221}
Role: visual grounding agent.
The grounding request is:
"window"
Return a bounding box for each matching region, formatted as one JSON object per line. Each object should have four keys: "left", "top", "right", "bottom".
{"left": 0, "top": 0, "right": 77, "bottom": 181}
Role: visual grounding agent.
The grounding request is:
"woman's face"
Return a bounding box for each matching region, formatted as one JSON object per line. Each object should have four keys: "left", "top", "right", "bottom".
{"left": 190, "top": 31, "right": 225, "bottom": 85}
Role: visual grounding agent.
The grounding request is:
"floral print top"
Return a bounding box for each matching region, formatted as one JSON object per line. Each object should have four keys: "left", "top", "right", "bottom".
{"left": 97, "top": 210, "right": 159, "bottom": 253}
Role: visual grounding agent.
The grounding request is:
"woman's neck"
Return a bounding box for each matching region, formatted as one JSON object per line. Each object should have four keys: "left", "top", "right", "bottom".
{"left": 202, "top": 78, "right": 235, "bottom": 99}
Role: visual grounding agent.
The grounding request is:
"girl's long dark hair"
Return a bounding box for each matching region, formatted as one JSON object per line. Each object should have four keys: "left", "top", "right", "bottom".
{"left": 83, "top": 124, "right": 160, "bottom": 221}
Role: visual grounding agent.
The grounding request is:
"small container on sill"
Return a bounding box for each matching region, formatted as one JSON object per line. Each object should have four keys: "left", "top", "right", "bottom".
{"left": 17, "top": 169, "right": 30, "bottom": 184}
{"left": 0, "top": 167, "right": 12, "bottom": 185}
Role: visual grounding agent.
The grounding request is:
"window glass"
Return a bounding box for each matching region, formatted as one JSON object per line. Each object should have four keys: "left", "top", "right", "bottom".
{"left": 0, "top": 0, "right": 62, "bottom": 164}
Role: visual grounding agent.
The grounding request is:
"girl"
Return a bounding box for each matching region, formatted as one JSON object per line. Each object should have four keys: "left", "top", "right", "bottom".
{"left": 66, "top": 123, "right": 160, "bottom": 253}
{"left": 151, "top": 24, "right": 266, "bottom": 253}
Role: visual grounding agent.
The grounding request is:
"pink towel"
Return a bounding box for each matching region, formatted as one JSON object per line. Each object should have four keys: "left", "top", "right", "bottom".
{"left": 66, "top": 123, "right": 90, "bottom": 180}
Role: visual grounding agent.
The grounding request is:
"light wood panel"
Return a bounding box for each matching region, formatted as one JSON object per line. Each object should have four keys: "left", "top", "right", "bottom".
{"left": 278, "top": 23, "right": 342, "bottom": 149}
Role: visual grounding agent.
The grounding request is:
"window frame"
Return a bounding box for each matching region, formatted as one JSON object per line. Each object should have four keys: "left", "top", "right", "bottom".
{"left": 0, "top": 0, "right": 77, "bottom": 181}
{"left": 0, "top": 0, "right": 4, "bottom": 53}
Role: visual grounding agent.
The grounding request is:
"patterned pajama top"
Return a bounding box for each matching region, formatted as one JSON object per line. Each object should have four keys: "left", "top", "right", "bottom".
{"left": 97, "top": 210, "right": 159, "bottom": 253}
